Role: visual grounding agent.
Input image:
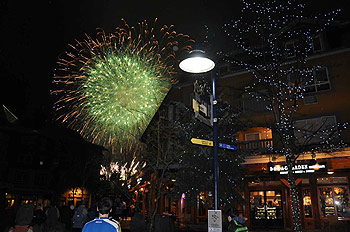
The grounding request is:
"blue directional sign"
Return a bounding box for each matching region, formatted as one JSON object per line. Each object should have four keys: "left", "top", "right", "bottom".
{"left": 218, "top": 143, "right": 237, "bottom": 151}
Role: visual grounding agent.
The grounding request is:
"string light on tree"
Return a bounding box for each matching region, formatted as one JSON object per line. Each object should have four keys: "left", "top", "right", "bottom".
{"left": 220, "top": 1, "right": 343, "bottom": 231}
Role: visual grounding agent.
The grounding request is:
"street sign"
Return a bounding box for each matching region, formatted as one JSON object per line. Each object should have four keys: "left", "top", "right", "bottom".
{"left": 191, "top": 138, "right": 237, "bottom": 151}
{"left": 192, "top": 91, "right": 213, "bottom": 127}
{"left": 218, "top": 143, "right": 238, "bottom": 151}
{"left": 191, "top": 138, "right": 213, "bottom": 146}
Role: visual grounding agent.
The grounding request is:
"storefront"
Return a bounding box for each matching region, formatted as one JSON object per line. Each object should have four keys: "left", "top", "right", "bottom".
{"left": 245, "top": 158, "right": 350, "bottom": 230}
{"left": 301, "top": 175, "right": 350, "bottom": 230}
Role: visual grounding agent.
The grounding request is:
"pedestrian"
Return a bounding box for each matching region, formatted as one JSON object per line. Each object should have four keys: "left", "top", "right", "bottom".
{"left": 82, "top": 197, "right": 121, "bottom": 232}
{"left": 129, "top": 203, "right": 135, "bottom": 218}
{"left": 113, "top": 197, "right": 122, "bottom": 220}
{"left": 72, "top": 203, "right": 88, "bottom": 232}
{"left": 58, "top": 205, "right": 73, "bottom": 231}
{"left": 7, "top": 204, "right": 41, "bottom": 232}
{"left": 226, "top": 208, "right": 248, "bottom": 232}
{"left": 130, "top": 210, "right": 147, "bottom": 232}
{"left": 33, "top": 204, "right": 46, "bottom": 226}
{"left": 121, "top": 201, "right": 127, "bottom": 220}
{"left": 41, "top": 206, "right": 66, "bottom": 232}
{"left": 86, "top": 204, "right": 98, "bottom": 222}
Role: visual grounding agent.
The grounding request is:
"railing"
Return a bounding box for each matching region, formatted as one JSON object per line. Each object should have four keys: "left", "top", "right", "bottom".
{"left": 237, "top": 139, "right": 273, "bottom": 153}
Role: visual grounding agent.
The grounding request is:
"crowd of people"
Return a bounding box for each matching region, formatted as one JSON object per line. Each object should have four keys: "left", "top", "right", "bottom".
{"left": 0, "top": 197, "right": 147, "bottom": 232}
{"left": 1, "top": 198, "right": 248, "bottom": 232}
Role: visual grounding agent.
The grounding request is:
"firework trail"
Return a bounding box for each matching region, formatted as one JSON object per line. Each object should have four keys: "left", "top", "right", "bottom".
{"left": 51, "top": 19, "right": 192, "bottom": 153}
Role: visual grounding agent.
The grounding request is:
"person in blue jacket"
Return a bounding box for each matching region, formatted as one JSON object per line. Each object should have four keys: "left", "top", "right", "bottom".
{"left": 82, "top": 197, "right": 121, "bottom": 232}
{"left": 226, "top": 208, "right": 248, "bottom": 232}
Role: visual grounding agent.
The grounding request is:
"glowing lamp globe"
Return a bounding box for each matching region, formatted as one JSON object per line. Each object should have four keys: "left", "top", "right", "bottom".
{"left": 179, "top": 50, "right": 215, "bottom": 73}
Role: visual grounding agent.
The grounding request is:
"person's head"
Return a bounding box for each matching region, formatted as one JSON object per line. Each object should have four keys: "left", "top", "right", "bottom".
{"left": 226, "top": 208, "right": 239, "bottom": 222}
{"left": 15, "top": 204, "right": 34, "bottom": 226}
{"left": 97, "top": 197, "right": 113, "bottom": 215}
{"left": 45, "top": 206, "right": 60, "bottom": 223}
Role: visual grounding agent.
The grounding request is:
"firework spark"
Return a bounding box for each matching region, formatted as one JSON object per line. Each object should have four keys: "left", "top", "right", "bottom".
{"left": 51, "top": 19, "right": 192, "bottom": 152}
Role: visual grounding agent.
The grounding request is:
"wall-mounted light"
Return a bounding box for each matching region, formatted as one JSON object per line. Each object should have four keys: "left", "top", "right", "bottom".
{"left": 267, "top": 161, "right": 274, "bottom": 169}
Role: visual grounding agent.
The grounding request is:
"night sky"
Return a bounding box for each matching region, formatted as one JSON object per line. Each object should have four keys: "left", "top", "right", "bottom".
{"left": 1, "top": 0, "right": 349, "bottom": 127}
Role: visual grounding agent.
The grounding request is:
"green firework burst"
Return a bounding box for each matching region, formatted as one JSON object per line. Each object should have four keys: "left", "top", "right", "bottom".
{"left": 52, "top": 20, "right": 192, "bottom": 152}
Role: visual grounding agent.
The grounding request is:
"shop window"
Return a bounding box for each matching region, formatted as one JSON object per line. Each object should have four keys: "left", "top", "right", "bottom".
{"left": 249, "top": 190, "right": 283, "bottom": 228}
{"left": 319, "top": 186, "right": 350, "bottom": 218}
{"left": 319, "top": 187, "right": 335, "bottom": 217}
{"left": 303, "top": 189, "right": 313, "bottom": 218}
{"left": 250, "top": 191, "right": 266, "bottom": 219}
{"left": 334, "top": 187, "right": 350, "bottom": 218}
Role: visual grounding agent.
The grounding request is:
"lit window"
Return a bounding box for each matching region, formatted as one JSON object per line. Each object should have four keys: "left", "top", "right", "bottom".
{"left": 319, "top": 186, "right": 350, "bottom": 218}
{"left": 303, "top": 189, "right": 313, "bottom": 218}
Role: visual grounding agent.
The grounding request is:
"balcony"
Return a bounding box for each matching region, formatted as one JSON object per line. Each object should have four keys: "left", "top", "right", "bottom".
{"left": 237, "top": 139, "right": 273, "bottom": 154}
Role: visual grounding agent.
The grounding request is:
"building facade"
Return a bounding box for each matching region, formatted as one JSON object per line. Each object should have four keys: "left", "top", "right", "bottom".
{"left": 166, "top": 21, "right": 350, "bottom": 230}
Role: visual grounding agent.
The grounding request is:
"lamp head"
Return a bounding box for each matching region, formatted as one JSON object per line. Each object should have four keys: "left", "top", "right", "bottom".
{"left": 179, "top": 50, "right": 215, "bottom": 74}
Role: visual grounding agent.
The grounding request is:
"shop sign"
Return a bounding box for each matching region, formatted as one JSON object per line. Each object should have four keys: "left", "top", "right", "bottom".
{"left": 269, "top": 162, "right": 327, "bottom": 174}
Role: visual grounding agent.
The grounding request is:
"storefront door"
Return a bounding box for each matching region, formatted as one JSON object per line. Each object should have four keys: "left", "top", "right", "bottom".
{"left": 249, "top": 190, "right": 284, "bottom": 229}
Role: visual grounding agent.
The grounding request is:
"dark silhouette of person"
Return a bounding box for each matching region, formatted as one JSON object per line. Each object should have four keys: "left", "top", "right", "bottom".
{"left": 130, "top": 210, "right": 147, "bottom": 232}
{"left": 33, "top": 204, "right": 46, "bottom": 226}
{"left": 58, "top": 205, "right": 73, "bottom": 231}
{"left": 7, "top": 204, "right": 40, "bottom": 232}
{"left": 41, "top": 206, "right": 66, "bottom": 232}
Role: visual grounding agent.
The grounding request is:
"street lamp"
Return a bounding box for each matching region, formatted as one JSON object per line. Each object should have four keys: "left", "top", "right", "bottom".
{"left": 179, "top": 50, "right": 215, "bottom": 73}
{"left": 179, "top": 50, "right": 219, "bottom": 210}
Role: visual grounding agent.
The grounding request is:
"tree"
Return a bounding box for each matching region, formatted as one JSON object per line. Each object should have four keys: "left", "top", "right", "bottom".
{"left": 220, "top": 0, "right": 346, "bottom": 231}
{"left": 98, "top": 149, "right": 146, "bottom": 208}
{"left": 171, "top": 100, "right": 247, "bottom": 209}
{"left": 141, "top": 106, "right": 188, "bottom": 232}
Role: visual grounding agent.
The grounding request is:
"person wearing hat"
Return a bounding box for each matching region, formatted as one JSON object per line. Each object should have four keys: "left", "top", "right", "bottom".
{"left": 226, "top": 208, "right": 248, "bottom": 232}
{"left": 8, "top": 204, "right": 40, "bottom": 232}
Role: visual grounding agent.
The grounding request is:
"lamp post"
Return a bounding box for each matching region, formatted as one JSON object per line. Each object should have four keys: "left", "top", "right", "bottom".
{"left": 179, "top": 50, "right": 219, "bottom": 210}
